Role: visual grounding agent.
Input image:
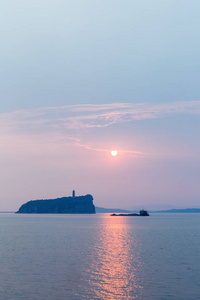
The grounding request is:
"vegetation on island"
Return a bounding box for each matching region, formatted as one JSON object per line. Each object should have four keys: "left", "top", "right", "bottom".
{"left": 16, "top": 194, "right": 96, "bottom": 214}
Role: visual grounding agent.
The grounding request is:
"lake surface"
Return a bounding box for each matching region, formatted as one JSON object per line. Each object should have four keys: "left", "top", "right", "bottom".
{"left": 0, "top": 213, "right": 199, "bottom": 299}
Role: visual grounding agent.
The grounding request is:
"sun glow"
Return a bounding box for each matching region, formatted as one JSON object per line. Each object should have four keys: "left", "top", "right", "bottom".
{"left": 111, "top": 150, "right": 118, "bottom": 156}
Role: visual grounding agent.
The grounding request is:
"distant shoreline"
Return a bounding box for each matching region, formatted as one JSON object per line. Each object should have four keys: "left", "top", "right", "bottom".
{"left": 96, "top": 207, "right": 200, "bottom": 213}
{"left": 152, "top": 208, "right": 200, "bottom": 213}
{"left": 1, "top": 208, "right": 200, "bottom": 214}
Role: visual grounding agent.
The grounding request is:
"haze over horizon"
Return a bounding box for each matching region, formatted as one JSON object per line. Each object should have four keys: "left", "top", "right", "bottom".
{"left": 1, "top": 1, "right": 200, "bottom": 211}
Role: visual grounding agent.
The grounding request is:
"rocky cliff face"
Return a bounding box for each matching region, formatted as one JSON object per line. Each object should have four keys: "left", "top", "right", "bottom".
{"left": 16, "top": 194, "right": 96, "bottom": 214}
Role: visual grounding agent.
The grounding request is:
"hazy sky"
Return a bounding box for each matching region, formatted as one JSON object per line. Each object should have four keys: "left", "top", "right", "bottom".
{"left": 1, "top": 1, "right": 200, "bottom": 210}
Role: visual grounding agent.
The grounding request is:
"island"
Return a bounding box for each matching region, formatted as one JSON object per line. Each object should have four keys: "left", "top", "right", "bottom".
{"left": 16, "top": 191, "right": 96, "bottom": 214}
{"left": 110, "top": 210, "right": 149, "bottom": 217}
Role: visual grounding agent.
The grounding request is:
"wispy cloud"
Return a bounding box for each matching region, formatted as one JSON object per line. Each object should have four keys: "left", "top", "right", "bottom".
{"left": 0, "top": 101, "right": 200, "bottom": 158}
{"left": 1, "top": 101, "right": 200, "bottom": 134}
{"left": 69, "top": 137, "right": 146, "bottom": 157}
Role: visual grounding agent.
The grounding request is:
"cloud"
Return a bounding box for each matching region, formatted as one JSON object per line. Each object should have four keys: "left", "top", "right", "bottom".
{"left": 0, "top": 100, "right": 200, "bottom": 157}
{"left": 0, "top": 101, "right": 200, "bottom": 163}
{"left": 1, "top": 101, "right": 200, "bottom": 134}
{"left": 69, "top": 137, "right": 146, "bottom": 157}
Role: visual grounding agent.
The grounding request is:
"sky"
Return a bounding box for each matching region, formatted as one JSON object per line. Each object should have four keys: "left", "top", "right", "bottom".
{"left": 0, "top": 0, "right": 200, "bottom": 211}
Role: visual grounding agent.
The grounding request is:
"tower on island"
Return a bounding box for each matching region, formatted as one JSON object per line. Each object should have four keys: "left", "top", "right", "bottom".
{"left": 72, "top": 190, "right": 75, "bottom": 198}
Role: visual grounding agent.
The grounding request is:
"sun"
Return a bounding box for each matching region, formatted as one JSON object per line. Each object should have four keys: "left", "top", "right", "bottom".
{"left": 111, "top": 150, "right": 118, "bottom": 156}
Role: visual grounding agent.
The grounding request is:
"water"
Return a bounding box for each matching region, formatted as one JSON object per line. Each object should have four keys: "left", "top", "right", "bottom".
{"left": 0, "top": 213, "right": 199, "bottom": 299}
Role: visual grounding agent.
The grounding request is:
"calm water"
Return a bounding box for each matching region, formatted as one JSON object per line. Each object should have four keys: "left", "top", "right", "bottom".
{"left": 0, "top": 213, "right": 199, "bottom": 299}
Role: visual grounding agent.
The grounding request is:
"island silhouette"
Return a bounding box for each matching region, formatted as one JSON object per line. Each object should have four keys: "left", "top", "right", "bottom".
{"left": 110, "top": 209, "right": 149, "bottom": 217}
{"left": 16, "top": 191, "right": 96, "bottom": 214}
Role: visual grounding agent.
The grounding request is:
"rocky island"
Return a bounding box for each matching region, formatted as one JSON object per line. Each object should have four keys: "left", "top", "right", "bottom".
{"left": 16, "top": 191, "right": 96, "bottom": 214}
{"left": 110, "top": 210, "right": 149, "bottom": 217}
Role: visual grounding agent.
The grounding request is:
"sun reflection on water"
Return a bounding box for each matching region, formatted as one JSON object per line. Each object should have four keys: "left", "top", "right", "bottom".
{"left": 84, "top": 216, "right": 144, "bottom": 299}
